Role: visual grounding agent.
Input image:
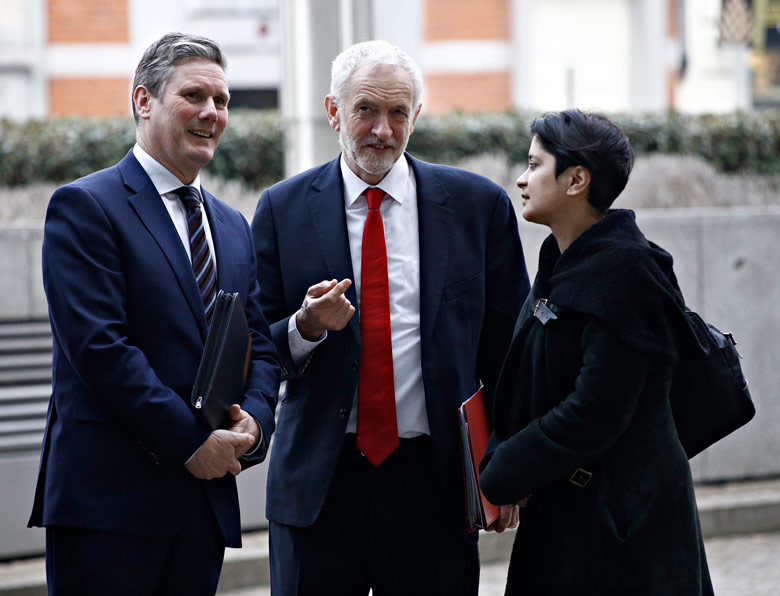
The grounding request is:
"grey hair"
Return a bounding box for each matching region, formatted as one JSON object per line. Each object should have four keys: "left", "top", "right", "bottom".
{"left": 131, "top": 32, "right": 227, "bottom": 124}
{"left": 330, "top": 40, "right": 423, "bottom": 109}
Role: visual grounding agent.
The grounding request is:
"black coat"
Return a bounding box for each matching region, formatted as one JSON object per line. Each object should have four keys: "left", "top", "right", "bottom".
{"left": 480, "top": 210, "right": 713, "bottom": 595}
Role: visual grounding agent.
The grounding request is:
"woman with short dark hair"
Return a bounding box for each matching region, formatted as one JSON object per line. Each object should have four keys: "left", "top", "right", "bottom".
{"left": 480, "top": 109, "right": 713, "bottom": 595}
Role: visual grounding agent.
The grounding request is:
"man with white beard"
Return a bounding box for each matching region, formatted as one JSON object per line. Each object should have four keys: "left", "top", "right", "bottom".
{"left": 251, "top": 39, "right": 529, "bottom": 595}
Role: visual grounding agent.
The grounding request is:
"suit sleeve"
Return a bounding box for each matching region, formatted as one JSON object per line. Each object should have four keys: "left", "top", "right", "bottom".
{"left": 251, "top": 187, "right": 300, "bottom": 380}
{"left": 43, "top": 185, "right": 210, "bottom": 468}
{"left": 235, "top": 213, "right": 281, "bottom": 466}
{"left": 479, "top": 318, "right": 650, "bottom": 505}
{"left": 477, "top": 188, "right": 530, "bottom": 422}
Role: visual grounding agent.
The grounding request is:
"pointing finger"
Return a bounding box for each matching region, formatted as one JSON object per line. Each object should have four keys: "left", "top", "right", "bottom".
{"left": 328, "top": 278, "right": 353, "bottom": 298}
{"left": 307, "top": 279, "right": 338, "bottom": 298}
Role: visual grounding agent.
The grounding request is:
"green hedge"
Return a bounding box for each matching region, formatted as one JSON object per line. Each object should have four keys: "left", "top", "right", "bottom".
{"left": 0, "top": 110, "right": 283, "bottom": 188}
{"left": 205, "top": 110, "right": 283, "bottom": 186}
{"left": 616, "top": 110, "right": 780, "bottom": 175}
{"left": 3, "top": 109, "right": 780, "bottom": 187}
{"left": 410, "top": 110, "right": 780, "bottom": 175}
{"left": 0, "top": 116, "right": 136, "bottom": 187}
{"left": 410, "top": 112, "right": 532, "bottom": 166}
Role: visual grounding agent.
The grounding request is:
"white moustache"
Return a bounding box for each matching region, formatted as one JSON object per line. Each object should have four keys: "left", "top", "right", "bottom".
{"left": 362, "top": 138, "right": 397, "bottom": 149}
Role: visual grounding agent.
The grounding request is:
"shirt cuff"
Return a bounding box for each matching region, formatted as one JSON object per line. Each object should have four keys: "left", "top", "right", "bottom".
{"left": 288, "top": 314, "right": 326, "bottom": 369}
{"left": 244, "top": 422, "right": 264, "bottom": 456}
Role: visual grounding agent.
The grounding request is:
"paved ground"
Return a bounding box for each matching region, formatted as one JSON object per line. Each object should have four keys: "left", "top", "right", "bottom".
{"left": 1, "top": 530, "right": 777, "bottom": 594}
{"left": 705, "top": 532, "right": 780, "bottom": 595}
{"left": 221, "top": 531, "right": 780, "bottom": 596}
{"left": 478, "top": 532, "right": 780, "bottom": 596}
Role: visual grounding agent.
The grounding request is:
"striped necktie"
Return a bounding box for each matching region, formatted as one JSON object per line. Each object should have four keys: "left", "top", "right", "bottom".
{"left": 174, "top": 186, "right": 217, "bottom": 323}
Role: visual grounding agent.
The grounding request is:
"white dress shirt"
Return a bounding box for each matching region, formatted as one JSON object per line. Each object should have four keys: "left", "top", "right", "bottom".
{"left": 289, "top": 154, "right": 430, "bottom": 437}
{"left": 132, "top": 144, "right": 217, "bottom": 271}
{"left": 133, "top": 144, "right": 265, "bottom": 458}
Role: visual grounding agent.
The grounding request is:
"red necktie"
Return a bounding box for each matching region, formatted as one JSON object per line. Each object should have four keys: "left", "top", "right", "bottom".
{"left": 357, "top": 188, "right": 399, "bottom": 466}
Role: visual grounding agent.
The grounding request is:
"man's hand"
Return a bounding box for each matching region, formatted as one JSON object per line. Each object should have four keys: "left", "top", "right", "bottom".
{"left": 185, "top": 429, "right": 256, "bottom": 480}
{"left": 485, "top": 504, "right": 520, "bottom": 533}
{"left": 226, "top": 404, "right": 260, "bottom": 458}
{"left": 296, "top": 279, "right": 355, "bottom": 341}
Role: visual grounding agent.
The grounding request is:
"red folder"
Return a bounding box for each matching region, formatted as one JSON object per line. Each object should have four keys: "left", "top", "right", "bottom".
{"left": 459, "top": 386, "right": 500, "bottom": 532}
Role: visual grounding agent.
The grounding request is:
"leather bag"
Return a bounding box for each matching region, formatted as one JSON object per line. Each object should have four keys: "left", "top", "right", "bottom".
{"left": 670, "top": 309, "right": 756, "bottom": 459}
{"left": 190, "top": 291, "right": 252, "bottom": 430}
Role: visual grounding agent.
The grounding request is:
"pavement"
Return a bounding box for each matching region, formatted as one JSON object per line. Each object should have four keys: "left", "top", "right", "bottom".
{"left": 1, "top": 478, "right": 779, "bottom": 596}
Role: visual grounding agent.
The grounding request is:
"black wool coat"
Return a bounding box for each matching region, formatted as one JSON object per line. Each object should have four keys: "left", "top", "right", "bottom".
{"left": 480, "top": 210, "right": 714, "bottom": 595}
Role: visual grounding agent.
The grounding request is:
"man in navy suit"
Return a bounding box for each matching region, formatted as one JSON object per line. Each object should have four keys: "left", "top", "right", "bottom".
{"left": 252, "top": 40, "right": 529, "bottom": 594}
{"left": 28, "top": 32, "right": 279, "bottom": 595}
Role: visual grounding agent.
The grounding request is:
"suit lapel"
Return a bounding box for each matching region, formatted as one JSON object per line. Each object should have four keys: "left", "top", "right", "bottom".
{"left": 307, "top": 159, "right": 360, "bottom": 341}
{"left": 203, "top": 189, "right": 230, "bottom": 290}
{"left": 119, "top": 152, "right": 208, "bottom": 337}
{"left": 409, "top": 155, "right": 454, "bottom": 345}
{"left": 305, "top": 155, "right": 453, "bottom": 345}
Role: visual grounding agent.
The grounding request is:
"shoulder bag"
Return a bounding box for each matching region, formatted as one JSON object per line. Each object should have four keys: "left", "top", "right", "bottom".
{"left": 669, "top": 309, "right": 756, "bottom": 459}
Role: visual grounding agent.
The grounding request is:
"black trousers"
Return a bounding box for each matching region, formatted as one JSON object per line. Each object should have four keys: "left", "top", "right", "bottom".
{"left": 45, "top": 491, "right": 225, "bottom": 595}
{"left": 269, "top": 434, "right": 479, "bottom": 595}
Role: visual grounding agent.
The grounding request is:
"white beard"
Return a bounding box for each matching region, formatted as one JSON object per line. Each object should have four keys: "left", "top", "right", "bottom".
{"left": 340, "top": 133, "right": 404, "bottom": 177}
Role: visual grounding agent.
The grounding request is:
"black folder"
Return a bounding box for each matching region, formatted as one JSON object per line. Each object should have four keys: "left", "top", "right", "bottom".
{"left": 190, "top": 290, "right": 252, "bottom": 429}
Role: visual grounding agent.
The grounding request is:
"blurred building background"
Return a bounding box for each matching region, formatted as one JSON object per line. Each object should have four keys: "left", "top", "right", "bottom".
{"left": 0, "top": 0, "right": 768, "bottom": 122}
{"left": 1, "top": 0, "right": 768, "bottom": 173}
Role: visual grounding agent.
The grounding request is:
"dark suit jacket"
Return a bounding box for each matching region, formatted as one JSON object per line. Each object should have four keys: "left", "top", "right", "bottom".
{"left": 251, "top": 153, "right": 529, "bottom": 536}
{"left": 29, "top": 151, "right": 280, "bottom": 548}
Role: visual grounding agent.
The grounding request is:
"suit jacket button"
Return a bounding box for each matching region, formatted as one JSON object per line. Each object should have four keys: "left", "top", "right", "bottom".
{"left": 339, "top": 408, "right": 348, "bottom": 419}
{"left": 351, "top": 360, "right": 358, "bottom": 372}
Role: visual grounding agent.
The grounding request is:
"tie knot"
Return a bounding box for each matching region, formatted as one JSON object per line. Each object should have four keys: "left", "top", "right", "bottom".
{"left": 174, "top": 186, "right": 202, "bottom": 211}
{"left": 365, "top": 188, "right": 385, "bottom": 210}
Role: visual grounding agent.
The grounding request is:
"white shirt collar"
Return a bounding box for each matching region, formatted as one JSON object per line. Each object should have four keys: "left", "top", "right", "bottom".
{"left": 340, "top": 153, "right": 411, "bottom": 208}
{"left": 132, "top": 143, "right": 202, "bottom": 197}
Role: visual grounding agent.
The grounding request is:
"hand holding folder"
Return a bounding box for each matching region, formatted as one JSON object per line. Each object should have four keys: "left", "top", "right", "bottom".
{"left": 190, "top": 291, "right": 252, "bottom": 430}
{"left": 459, "top": 386, "right": 500, "bottom": 532}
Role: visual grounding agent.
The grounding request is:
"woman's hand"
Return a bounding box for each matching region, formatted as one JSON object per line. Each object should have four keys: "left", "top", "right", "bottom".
{"left": 485, "top": 504, "right": 520, "bottom": 533}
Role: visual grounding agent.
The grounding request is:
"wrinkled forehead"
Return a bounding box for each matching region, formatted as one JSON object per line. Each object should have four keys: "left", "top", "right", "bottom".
{"left": 345, "top": 64, "right": 415, "bottom": 106}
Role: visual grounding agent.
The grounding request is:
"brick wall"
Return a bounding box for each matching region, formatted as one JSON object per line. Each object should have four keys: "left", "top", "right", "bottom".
{"left": 47, "top": 0, "right": 129, "bottom": 116}
{"left": 48, "top": 0, "right": 129, "bottom": 43}
{"left": 49, "top": 78, "right": 131, "bottom": 117}
{"left": 423, "top": 0, "right": 512, "bottom": 114}
{"left": 424, "top": 72, "right": 511, "bottom": 114}
{"left": 425, "top": 0, "right": 509, "bottom": 40}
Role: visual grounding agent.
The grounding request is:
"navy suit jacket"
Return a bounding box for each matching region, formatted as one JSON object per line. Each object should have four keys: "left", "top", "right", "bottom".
{"left": 251, "top": 154, "right": 529, "bottom": 537}
{"left": 29, "top": 151, "right": 280, "bottom": 548}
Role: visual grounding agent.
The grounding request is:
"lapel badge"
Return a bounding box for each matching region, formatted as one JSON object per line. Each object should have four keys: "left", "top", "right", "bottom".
{"left": 533, "top": 298, "right": 558, "bottom": 325}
